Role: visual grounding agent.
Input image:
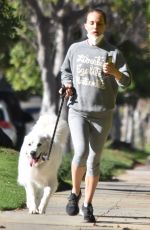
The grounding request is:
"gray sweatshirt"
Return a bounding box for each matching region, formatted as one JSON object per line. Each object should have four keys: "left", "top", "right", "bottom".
{"left": 61, "top": 39, "right": 131, "bottom": 118}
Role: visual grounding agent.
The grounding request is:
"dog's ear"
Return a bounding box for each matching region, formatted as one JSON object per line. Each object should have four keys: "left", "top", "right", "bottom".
{"left": 43, "top": 135, "right": 51, "bottom": 141}
{"left": 44, "top": 136, "right": 51, "bottom": 146}
{"left": 46, "top": 136, "right": 51, "bottom": 141}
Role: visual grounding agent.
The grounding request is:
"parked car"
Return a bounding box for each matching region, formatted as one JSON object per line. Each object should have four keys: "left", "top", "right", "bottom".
{"left": 0, "top": 127, "right": 13, "bottom": 148}
{"left": 20, "top": 95, "right": 41, "bottom": 134}
{"left": 0, "top": 91, "right": 33, "bottom": 149}
{"left": 0, "top": 100, "right": 17, "bottom": 146}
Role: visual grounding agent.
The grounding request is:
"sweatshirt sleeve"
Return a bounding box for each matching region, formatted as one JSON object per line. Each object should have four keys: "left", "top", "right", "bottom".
{"left": 61, "top": 46, "right": 73, "bottom": 85}
{"left": 115, "top": 50, "right": 132, "bottom": 88}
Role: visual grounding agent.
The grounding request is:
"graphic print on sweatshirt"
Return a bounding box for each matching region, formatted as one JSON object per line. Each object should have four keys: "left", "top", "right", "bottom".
{"left": 76, "top": 53, "right": 107, "bottom": 89}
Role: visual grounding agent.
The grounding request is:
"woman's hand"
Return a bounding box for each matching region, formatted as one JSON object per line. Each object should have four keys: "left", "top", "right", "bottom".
{"left": 59, "top": 84, "right": 74, "bottom": 98}
{"left": 103, "top": 62, "right": 122, "bottom": 81}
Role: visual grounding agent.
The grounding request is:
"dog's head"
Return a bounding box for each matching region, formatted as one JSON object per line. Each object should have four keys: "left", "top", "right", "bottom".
{"left": 23, "top": 134, "right": 50, "bottom": 167}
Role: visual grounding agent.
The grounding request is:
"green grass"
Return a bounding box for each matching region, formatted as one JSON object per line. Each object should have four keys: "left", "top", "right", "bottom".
{"left": 0, "top": 145, "right": 149, "bottom": 211}
{"left": 101, "top": 144, "right": 150, "bottom": 180}
{"left": 0, "top": 148, "right": 25, "bottom": 211}
{"left": 59, "top": 146, "right": 150, "bottom": 182}
{"left": 101, "top": 148, "right": 137, "bottom": 180}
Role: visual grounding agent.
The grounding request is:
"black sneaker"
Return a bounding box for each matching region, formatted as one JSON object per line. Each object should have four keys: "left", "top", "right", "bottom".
{"left": 80, "top": 203, "right": 96, "bottom": 223}
{"left": 66, "top": 191, "right": 81, "bottom": 216}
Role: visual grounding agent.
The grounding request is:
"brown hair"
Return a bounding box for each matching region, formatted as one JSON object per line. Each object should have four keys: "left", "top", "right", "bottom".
{"left": 85, "top": 8, "right": 107, "bottom": 24}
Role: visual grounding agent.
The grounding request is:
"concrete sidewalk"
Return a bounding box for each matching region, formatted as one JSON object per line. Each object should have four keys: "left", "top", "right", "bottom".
{"left": 1, "top": 165, "right": 150, "bottom": 230}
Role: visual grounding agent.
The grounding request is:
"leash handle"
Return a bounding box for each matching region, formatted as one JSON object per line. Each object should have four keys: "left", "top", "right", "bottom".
{"left": 59, "top": 85, "right": 66, "bottom": 97}
{"left": 59, "top": 84, "right": 76, "bottom": 98}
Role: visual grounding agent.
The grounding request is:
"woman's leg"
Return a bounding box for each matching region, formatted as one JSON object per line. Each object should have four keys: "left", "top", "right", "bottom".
{"left": 68, "top": 111, "right": 89, "bottom": 194}
{"left": 84, "top": 175, "right": 99, "bottom": 204}
{"left": 84, "top": 112, "right": 113, "bottom": 204}
{"left": 66, "top": 111, "right": 90, "bottom": 215}
{"left": 71, "top": 164, "right": 86, "bottom": 195}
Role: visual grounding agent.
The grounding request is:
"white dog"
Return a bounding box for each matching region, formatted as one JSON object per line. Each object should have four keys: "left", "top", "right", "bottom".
{"left": 18, "top": 114, "right": 69, "bottom": 214}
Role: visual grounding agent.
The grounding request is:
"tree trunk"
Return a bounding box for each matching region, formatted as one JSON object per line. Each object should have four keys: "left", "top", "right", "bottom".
{"left": 25, "top": 0, "right": 57, "bottom": 114}
{"left": 24, "top": 0, "right": 87, "bottom": 116}
{"left": 36, "top": 18, "right": 56, "bottom": 114}
{"left": 53, "top": 23, "right": 65, "bottom": 77}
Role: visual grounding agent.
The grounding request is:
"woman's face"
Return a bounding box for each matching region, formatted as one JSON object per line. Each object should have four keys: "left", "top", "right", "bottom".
{"left": 84, "top": 11, "right": 106, "bottom": 37}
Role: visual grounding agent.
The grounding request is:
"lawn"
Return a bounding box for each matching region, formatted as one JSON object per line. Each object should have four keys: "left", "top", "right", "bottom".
{"left": 0, "top": 145, "right": 149, "bottom": 211}
{"left": 0, "top": 148, "right": 25, "bottom": 211}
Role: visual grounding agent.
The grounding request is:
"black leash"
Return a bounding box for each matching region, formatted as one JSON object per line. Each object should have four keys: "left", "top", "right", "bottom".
{"left": 44, "top": 85, "right": 76, "bottom": 161}
{"left": 44, "top": 85, "right": 67, "bottom": 161}
{"left": 45, "top": 94, "right": 65, "bottom": 160}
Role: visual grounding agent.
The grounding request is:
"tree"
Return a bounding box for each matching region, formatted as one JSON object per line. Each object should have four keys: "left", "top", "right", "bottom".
{"left": 5, "top": 0, "right": 149, "bottom": 114}
{"left": 100, "top": 0, "right": 149, "bottom": 97}
{"left": 18, "top": 0, "right": 88, "bottom": 114}
{"left": 6, "top": 41, "right": 42, "bottom": 95}
{"left": 110, "top": 0, "right": 150, "bottom": 97}
{"left": 0, "top": 0, "right": 20, "bottom": 69}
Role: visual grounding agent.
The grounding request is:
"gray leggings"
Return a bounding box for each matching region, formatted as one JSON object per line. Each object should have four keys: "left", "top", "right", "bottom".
{"left": 68, "top": 109, "right": 113, "bottom": 176}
